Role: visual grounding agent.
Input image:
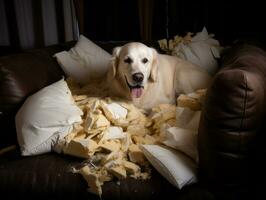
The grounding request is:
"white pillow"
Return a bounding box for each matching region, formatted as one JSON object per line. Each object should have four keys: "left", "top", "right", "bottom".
{"left": 162, "top": 127, "right": 198, "bottom": 162}
{"left": 15, "top": 79, "right": 83, "bottom": 156}
{"left": 54, "top": 35, "right": 111, "bottom": 85}
{"left": 172, "top": 27, "right": 223, "bottom": 75}
{"left": 141, "top": 145, "right": 197, "bottom": 189}
{"left": 160, "top": 107, "right": 201, "bottom": 161}
{"left": 176, "top": 107, "right": 201, "bottom": 130}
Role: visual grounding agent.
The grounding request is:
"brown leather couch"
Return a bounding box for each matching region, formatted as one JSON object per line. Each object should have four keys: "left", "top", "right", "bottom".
{"left": 0, "top": 41, "right": 265, "bottom": 199}
{"left": 198, "top": 44, "right": 266, "bottom": 200}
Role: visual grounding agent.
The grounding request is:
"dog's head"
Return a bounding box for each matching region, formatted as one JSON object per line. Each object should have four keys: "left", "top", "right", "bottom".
{"left": 111, "top": 42, "right": 158, "bottom": 99}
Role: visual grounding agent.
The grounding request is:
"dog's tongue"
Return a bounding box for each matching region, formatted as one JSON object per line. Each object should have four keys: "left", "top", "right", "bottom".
{"left": 131, "top": 88, "right": 143, "bottom": 98}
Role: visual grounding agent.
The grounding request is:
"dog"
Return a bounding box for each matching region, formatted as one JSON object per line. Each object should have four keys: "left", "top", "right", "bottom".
{"left": 106, "top": 42, "right": 211, "bottom": 111}
{"left": 107, "top": 42, "right": 211, "bottom": 110}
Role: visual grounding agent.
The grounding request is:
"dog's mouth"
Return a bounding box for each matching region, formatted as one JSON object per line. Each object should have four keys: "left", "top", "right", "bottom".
{"left": 125, "top": 76, "right": 144, "bottom": 98}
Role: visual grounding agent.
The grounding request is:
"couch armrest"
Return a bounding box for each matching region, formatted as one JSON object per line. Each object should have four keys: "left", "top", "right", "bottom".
{"left": 0, "top": 43, "right": 75, "bottom": 148}
{"left": 198, "top": 44, "right": 266, "bottom": 197}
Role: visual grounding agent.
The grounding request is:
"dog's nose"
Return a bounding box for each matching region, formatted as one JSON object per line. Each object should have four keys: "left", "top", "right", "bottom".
{"left": 132, "top": 73, "right": 144, "bottom": 83}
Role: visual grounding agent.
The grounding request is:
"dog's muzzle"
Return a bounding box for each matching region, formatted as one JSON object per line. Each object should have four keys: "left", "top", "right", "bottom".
{"left": 132, "top": 73, "right": 144, "bottom": 83}
{"left": 125, "top": 75, "right": 144, "bottom": 98}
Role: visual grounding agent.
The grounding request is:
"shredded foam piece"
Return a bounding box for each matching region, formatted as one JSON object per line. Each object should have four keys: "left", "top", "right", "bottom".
{"left": 177, "top": 89, "right": 206, "bottom": 111}
{"left": 79, "top": 166, "right": 103, "bottom": 196}
{"left": 158, "top": 32, "right": 193, "bottom": 52}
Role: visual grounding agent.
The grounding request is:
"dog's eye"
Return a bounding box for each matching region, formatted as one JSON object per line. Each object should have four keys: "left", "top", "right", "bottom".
{"left": 124, "top": 57, "right": 133, "bottom": 64}
{"left": 142, "top": 58, "right": 148, "bottom": 64}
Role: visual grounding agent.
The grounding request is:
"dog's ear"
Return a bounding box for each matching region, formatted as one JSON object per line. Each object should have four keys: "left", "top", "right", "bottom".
{"left": 149, "top": 48, "right": 158, "bottom": 82}
{"left": 111, "top": 46, "right": 121, "bottom": 77}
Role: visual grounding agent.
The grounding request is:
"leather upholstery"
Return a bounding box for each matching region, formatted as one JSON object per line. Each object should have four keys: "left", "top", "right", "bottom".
{"left": 198, "top": 44, "right": 266, "bottom": 199}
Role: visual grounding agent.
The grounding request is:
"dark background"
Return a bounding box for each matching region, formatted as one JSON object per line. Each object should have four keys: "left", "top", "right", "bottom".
{"left": 83, "top": 0, "right": 265, "bottom": 47}
{"left": 0, "top": 0, "right": 265, "bottom": 55}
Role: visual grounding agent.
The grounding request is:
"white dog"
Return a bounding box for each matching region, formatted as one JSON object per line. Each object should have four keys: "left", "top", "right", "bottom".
{"left": 107, "top": 42, "right": 211, "bottom": 111}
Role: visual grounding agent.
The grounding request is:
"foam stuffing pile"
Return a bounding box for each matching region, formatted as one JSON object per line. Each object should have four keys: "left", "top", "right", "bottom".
{"left": 57, "top": 91, "right": 176, "bottom": 195}
{"left": 57, "top": 79, "right": 206, "bottom": 196}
